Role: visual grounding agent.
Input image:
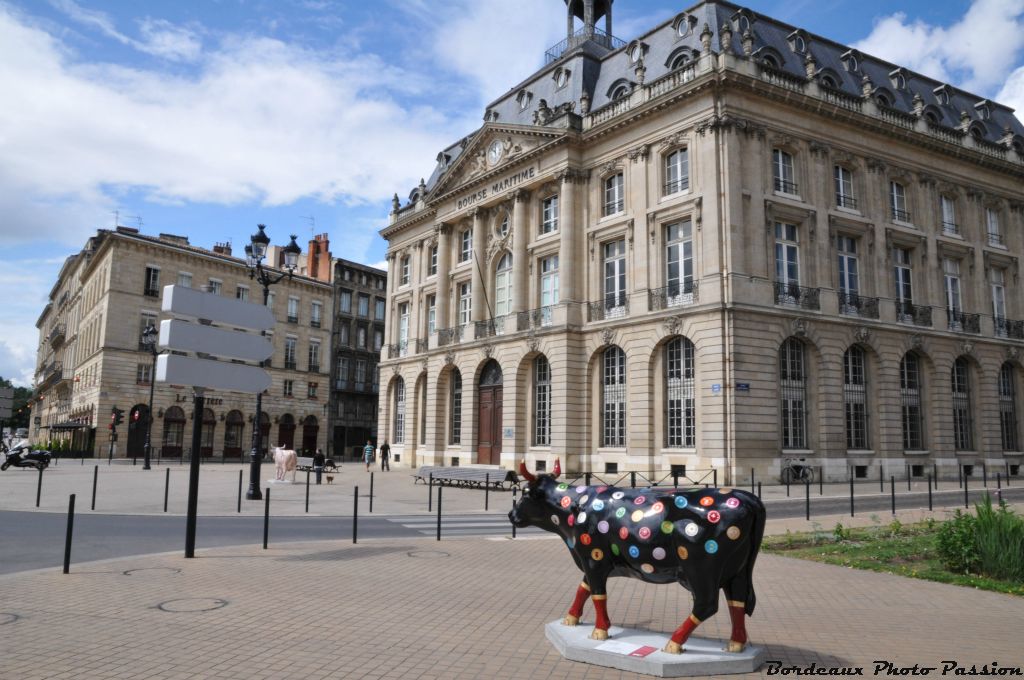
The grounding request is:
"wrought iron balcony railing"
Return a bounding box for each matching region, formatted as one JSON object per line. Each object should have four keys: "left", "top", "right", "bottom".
{"left": 995, "top": 317, "right": 1024, "bottom": 340}
{"left": 896, "top": 300, "right": 932, "bottom": 327}
{"left": 649, "top": 281, "right": 699, "bottom": 311}
{"left": 517, "top": 306, "right": 557, "bottom": 331}
{"left": 588, "top": 293, "right": 629, "bottom": 322}
{"left": 947, "top": 309, "right": 981, "bottom": 334}
{"left": 773, "top": 282, "right": 820, "bottom": 310}
{"left": 987, "top": 232, "right": 1005, "bottom": 247}
{"left": 942, "top": 221, "right": 960, "bottom": 235}
{"left": 774, "top": 178, "right": 799, "bottom": 194}
{"left": 414, "top": 338, "right": 428, "bottom": 354}
{"left": 837, "top": 292, "right": 879, "bottom": 319}
{"left": 48, "top": 324, "right": 66, "bottom": 346}
{"left": 891, "top": 208, "right": 911, "bottom": 223}
{"left": 544, "top": 26, "right": 625, "bottom": 64}
{"left": 836, "top": 194, "right": 858, "bottom": 210}
{"left": 663, "top": 178, "right": 689, "bottom": 195}
{"left": 437, "top": 326, "right": 464, "bottom": 347}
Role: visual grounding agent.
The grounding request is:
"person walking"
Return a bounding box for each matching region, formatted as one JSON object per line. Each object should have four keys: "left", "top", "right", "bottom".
{"left": 312, "top": 448, "right": 325, "bottom": 484}
{"left": 379, "top": 440, "right": 391, "bottom": 471}
{"left": 363, "top": 439, "right": 375, "bottom": 472}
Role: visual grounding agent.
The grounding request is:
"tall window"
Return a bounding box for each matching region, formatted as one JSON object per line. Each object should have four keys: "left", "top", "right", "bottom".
{"left": 540, "top": 255, "right": 559, "bottom": 326}
{"left": 541, "top": 195, "right": 559, "bottom": 234}
{"left": 952, "top": 358, "right": 973, "bottom": 450}
{"left": 337, "top": 357, "right": 350, "bottom": 384}
{"left": 287, "top": 297, "right": 299, "bottom": 323}
{"left": 941, "top": 196, "right": 958, "bottom": 234}
{"left": 986, "top": 208, "right": 1003, "bottom": 246}
{"left": 136, "top": 362, "right": 153, "bottom": 385}
{"left": 283, "top": 379, "right": 294, "bottom": 397}
{"left": 339, "top": 291, "right": 352, "bottom": 314}
{"left": 207, "top": 279, "right": 222, "bottom": 296}
{"left": 664, "top": 148, "right": 689, "bottom": 194}
{"left": 602, "top": 346, "right": 627, "bottom": 447}
{"left": 779, "top": 338, "right": 807, "bottom": 449}
{"left": 837, "top": 236, "right": 859, "bottom": 313}
{"left": 373, "top": 329, "right": 383, "bottom": 351}
{"left": 775, "top": 222, "right": 800, "bottom": 303}
{"left": 356, "top": 325, "right": 366, "bottom": 349}
{"left": 834, "top": 165, "right": 856, "bottom": 209}
{"left": 308, "top": 340, "right": 320, "bottom": 372}
{"left": 893, "top": 247, "right": 914, "bottom": 321}
{"left": 400, "top": 256, "right": 411, "bottom": 285}
{"left": 603, "top": 239, "right": 627, "bottom": 315}
{"left": 604, "top": 173, "right": 624, "bottom": 215}
{"left": 236, "top": 286, "right": 249, "bottom": 302}
{"left": 374, "top": 299, "right": 385, "bottom": 320}
{"left": 494, "top": 253, "right": 512, "bottom": 317}
{"left": 177, "top": 272, "right": 192, "bottom": 288}
{"left": 460, "top": 228, "right": 473, "bottom": 262}
{"left": 944, "top": 258, "right": 962, "bottom": 329}
{"left": 426, "top": 294, "right": 436, "bottom": 335}
{"left": 139, "top": 312, "right": 157, "bottom": 350}
{"left": 144, "top": 267, "right": 160, "bottom": 297}
{"left": 534, "top": 356, "right": 551, "bottom": 446}
{"left": 999, "top": 363, "right": 1020, "bottom": 452}
{"left": 355, "top": 359, "right": 367, "bottom": 384}
{"left": 900, "top": 353, "right": 924, "bottom": 449}
{"left": 339, "top": 324, "right": 350, "bottom": 346}
{"left": 284, "top": 337, "right": 297, "bottom": 370}
{"left": 665, "top": 220, "right": 694, "bottom": 303}
{"left": 772, "top": 148, "right": 797, "bottom": 194}
{"left": 890, "top": 181, "right": 909, "bottom": 222}
{"left": 311, "top": 301, "right": 322, "bottom": 328}
{"left": 993, "top": 268, "right": 1007, "bottom": 336}
{"left": 458, "top": 282, "right": 472, "bottom": 326}
{"left": 450, "top": 370, "right": 462, "bottom": 445}
{"left": 665, "top": 337, "right": 696, "bottom": 448}
{"left": 398, "top": 303, "right": 409, "bottom": 355}
{"left": 357, "top": 294, "right": 369, "bottom": 317}
{"left": 843, "top": 346, "right": 868, "bottom": 449}
{"left": 393, "top": 378, "right": 405, "bottom": 444}
{"left": 429, "top": 245, "right": 438, "bottom": 276}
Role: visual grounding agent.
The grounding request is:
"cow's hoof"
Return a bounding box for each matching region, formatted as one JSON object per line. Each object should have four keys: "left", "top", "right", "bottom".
{"left": 589, "top": 629, "right": 609, "bottom": 641}
{"left": 562, "top": 615, "right": 580, "bottom": 626}
{"left": 725, "top": 640, "right": 746, "bottom": 653}
{"left": 663, "top": 641, "right": 683, "bottom": 655}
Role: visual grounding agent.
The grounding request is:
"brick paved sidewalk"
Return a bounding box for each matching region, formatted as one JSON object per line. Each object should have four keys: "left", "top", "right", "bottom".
{"left": 1, "top": 532, "right": 1021, "bottom": 680}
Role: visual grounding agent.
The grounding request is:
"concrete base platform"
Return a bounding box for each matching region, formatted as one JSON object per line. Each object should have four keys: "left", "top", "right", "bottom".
{"left": 545, "top": 620, "right": 766, "bottom": 677}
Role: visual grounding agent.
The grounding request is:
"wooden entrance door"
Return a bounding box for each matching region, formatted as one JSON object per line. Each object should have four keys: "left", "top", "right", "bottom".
{"left": 477, "top": 360, "right": 503, "bottom": 465}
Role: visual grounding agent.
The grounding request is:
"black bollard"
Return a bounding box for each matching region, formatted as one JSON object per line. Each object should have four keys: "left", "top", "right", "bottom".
{"left": 785, "top": 474, "right": 790, "bottom": 497}
{"left": 305, "top": 469, "right": 310, "bottom": 513}
{"left": 958, "top": 464, "right": 963, "bottom": 488}
{"left": 879, "top": 465, "right": 884, "bottom": 493}
{"left": 511, "top": 487, "right": 517, "bottom": 539}
{"left": 91, "top": 465, "right": 98, "bottom": 511}
{"left": 819, "top": 469, "right": 823, "bottom": 496}
{"left": 713, "top": 469, "right": 718, "bottom": 487}
{"left": 983, "top": 463, "right": 987, "bottom": 487}
{"left": 849, "top": 474, "right": 855, "bottom": 517}
{"left": 428, "top": 474, "right": 433, "bottom": 512}
{"left": 237, "top": 469, "right": 242, "bottom": 513}
{"left": 933, "top": 462, "right": 938, "bottom": 489}
{"left": 630, "top": 471, "right": 636, "bottom": 488}
{"left": 674, "top": 472, "right": 680, "bottom": 488}
{"left": 36, "top": 465, "right": 44, "bottom": 508}
{"left": 997, "top": 473, "right": 1002, "bottom": 490}
{"left": 164, "top": 467, "right": 170, "bottom": 513}
{"left": 964, "top": 473, "right": 969, "bottom": 509}
{"left": 1007, "top": 461, "right": 1012, "bottom": 487}
{"left": 63, "top": 494, "right": 76, "bottom": 574}
{"left": 757, "top": 481, "right": 762, "bottom": 498}
{"left": 805, "top": 479, "right": 810, "bottom": 521}
{"left": 890, "top": 475, "right": 896, "bottom": 515}
{"left": 353, "top": 486, "right": 358, "bottom": 544}
{"left": 369, "top": 472, "right": 374, "bottom": 514}
{"left": 751, "top": 468, "right": 755, "bottom": 495}
{"left": 907, "top": 465, "right": 911, "bottom": 491}
{"left": 484, "top": 473, "right": 489, "bottom": 511}
{"left": 436, "top": 484, "right": 443, "bottom": 541}
{"left": 263, "top": 487, "right": 270, "bottom": 549}
{"left": 585, "top": 473, "right": 592, "bottom": 486}
{"left": 927, "top": 474, "right": 933, "bottom": 511}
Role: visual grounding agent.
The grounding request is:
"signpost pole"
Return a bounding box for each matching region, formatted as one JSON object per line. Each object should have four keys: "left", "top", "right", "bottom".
{"left": 184, "top": 388, "right": 205, "bottom": 558}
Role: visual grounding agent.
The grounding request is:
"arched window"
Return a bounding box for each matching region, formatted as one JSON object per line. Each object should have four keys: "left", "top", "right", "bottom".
{"left": 843, "top": 346, "right": 868, "bottom": 449}
{"left": 494, "top": 253, "right": 512, "bottom": 317}
{"left": 952, "top": 358, "right": 972, "bottom": 450}
{"left": 602, "top": 346, "right": 626, "bottom": 447}
{"left": 224, "top": 410, "right": 244, "bottom": 458}
{"left": 450, "top": 370, "right": 462, "bottom": 445}
{"left": 900, "top": 353, "right": 924, "bottom": 450}
{"left": 761, "top": 54, "right": 779, "bottom": 69}
{"left": 278, "top": 413, "right": 296, "bottom": 450}
{"left": 779, "top": 338, "right": 806, "bottom": 449}
{"left": 162, "top": 406, "right": 185, "bottom": 457}
{"left": 610, "top": 84, "right": 630, "bottom": 101}
{"left": 201, "top": 408, "right": 215, "bottom": 457}
{"left": 301, "top": 415, "right": 318, "bottom": 454}
{"left": 665, "top": 337, "right": 695, "bottom": 448}
{"left": 393, "top": 378, "right": 406, "bottom": 444}
{"left": 534, "top": 356, "right": 551, "bottom": 446}
{"left": 999, "top": 363, "right": 1020, "bottom": 452}
{"left": 820, "top": 74, "right": 839, "bottom": 89}
{"left": 875, "top": 91, "right": 893, "bottom": 108}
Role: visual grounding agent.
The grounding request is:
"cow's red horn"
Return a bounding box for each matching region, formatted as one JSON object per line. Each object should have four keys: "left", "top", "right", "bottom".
{"left": 519, "top": 461, "right": 536, "bottom": 483}
{"left": 552, "top": 458, "right": 561, "bottom": 478}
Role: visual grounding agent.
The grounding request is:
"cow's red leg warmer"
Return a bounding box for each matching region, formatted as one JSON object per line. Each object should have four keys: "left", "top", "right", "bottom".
{"left": 592, "top": 595, "right": 611, "bottom": 631}
{"left": 670, "top": 614, "right": 701, "bottom": 645}
{"left": 568, "top": 582, "right": 590, "bottom": 618}
{"left": 728, "top": 602, "right": 747, "bottom": 645}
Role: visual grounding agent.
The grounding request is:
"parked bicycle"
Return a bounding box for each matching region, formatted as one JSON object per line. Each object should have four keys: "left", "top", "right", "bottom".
{"left": 781, "top": 457, "right": 814, "bottom": 484}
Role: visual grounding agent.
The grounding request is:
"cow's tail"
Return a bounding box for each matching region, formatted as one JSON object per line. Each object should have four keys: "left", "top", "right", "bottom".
{"left": 744, "top": 498, "right": 767, "bottom": 616}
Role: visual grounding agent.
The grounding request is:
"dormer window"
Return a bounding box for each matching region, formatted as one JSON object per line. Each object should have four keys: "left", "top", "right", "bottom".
{"left": 975, "top": 101, "right": 991, "bottom": 120}
{"left": 787, "top": 29, "right": 807, "bottom": 54}
{"left": 889, "top": 68, "right": 907, "bottom": 90}
{"left": 840, "top": 49, "right": 861, "bottom": 73}
{"left": 673, "top": 12, "right": 697, "bottom": 38}
{"left": 666, "top": 47, "right": 698, "bottom": 71}
{"left": 761, "top": 54, "right": 779, "bottom": 69}
{"left": 516, "top": 89, "right": 533, "bottom": 111}
{"left": 934, "top": 84, "right": 953, "bottom": 106}
{"left": 626, "top": 40, "right": 648, "bottom": 64}
{"left": 875, "top": 91, "right": 894, "bottom": 108}
{"left": 821, "top": 74, "right": 839, "bottom": 89}
{"left": 610, "top": 83, "right": 630, "bottom": 101}
{"left": 924, "top": 109, "right": 941, "bottom": 125}
{"left": 552, "top": 67, "right": 570, "bottom": 89}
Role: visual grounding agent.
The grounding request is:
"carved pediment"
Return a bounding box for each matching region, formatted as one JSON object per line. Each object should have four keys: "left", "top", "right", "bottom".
{"left": 431, "top": 125, "right": 564, "bottom": 198}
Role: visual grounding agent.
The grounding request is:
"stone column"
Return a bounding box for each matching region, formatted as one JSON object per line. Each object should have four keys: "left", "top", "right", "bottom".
{"left": 559, "top": 171, "right": 577, "bottom": 303}
{"left": 382, "top": 253, "right": 397, "bottom": 346}
{"left": 435, "top": 224, "right": 451, "bottom": 331}
{"left": 408, "top": 243, "right": 422, "bottom": 350}
{"left": 471, "top": 208, "right": 486, "bottom": 321}
{"left": 512, "top": 190, "right": 530, "bottom": 313}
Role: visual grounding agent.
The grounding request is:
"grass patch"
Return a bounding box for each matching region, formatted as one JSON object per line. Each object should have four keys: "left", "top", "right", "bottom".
{"left": 763, "top": 515, "right": 1024, "bottom": 597}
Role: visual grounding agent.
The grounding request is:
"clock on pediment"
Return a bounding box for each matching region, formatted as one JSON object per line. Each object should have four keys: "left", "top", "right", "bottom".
{"left": 487, "top": 139, "right": 505, "bottom": 167}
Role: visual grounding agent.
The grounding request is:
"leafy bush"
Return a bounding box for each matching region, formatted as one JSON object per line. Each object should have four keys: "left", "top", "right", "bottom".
{"left": 974, "top": 495, "right": 1024, "bottom": 582}
{"left": 833, "top": 523, "right": 849, "bottom": 542}
{"left": 936, "top": 510, "right": 979, "bottom": 574}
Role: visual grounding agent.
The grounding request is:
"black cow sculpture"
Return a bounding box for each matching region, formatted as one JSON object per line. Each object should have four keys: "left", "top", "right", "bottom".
{"left": 509, "top": 459, "right": 766, "bottom": 654}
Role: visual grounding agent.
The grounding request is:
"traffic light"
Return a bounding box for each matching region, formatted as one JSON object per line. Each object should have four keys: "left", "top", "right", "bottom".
{"left": 111, "top": 406, "right": 125, "bottom": 427}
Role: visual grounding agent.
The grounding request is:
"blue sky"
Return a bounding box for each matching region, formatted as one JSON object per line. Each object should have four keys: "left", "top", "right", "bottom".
{"left": 2, "top": 0, "right": 1023, "bottom": 386}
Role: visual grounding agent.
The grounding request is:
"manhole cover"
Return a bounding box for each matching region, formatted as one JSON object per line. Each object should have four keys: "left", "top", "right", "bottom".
{"left": 0, "top": 613, "right": 20, "bottom": 626}
{"left": 156, "top": 598, "right": 229, "bottom": 613}
{"left": 123, "top": 567, "right": 182, "bottom": 577}
{"left": 407, "top": 550, "right": 449, "bottom": 559}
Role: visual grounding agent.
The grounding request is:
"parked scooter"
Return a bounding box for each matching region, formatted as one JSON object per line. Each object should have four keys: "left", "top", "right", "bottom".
{"left": 0, "top": 441, "right": 51, "bottom": 470}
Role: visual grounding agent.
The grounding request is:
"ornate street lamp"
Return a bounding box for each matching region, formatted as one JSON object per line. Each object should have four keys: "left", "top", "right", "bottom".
{"left": 141, "top": 323, "right": 159, "bottom": 470}
{"left": 244, "top": 224, "right": 301, "bottom": 500}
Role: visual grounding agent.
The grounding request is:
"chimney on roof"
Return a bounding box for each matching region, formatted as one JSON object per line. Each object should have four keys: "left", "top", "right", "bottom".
{"left": 212, "top": 242, "right": 232, "bottom": 256}
{"left": 307, "top": 233, "right": 332, "bottom": 283}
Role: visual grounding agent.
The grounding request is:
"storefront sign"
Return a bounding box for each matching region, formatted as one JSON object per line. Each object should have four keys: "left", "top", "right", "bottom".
{"left": 175, "top": 394, "right": 224, "bottom": 406}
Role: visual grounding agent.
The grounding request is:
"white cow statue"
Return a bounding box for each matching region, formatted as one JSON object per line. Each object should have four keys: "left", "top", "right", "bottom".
{"left": 273, "top": 446, "right": 298, "bottom": 482}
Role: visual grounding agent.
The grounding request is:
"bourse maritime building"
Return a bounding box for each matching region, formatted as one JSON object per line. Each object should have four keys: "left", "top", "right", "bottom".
{"left": 377, "top": 0, "right": 1024, "bottom": 483}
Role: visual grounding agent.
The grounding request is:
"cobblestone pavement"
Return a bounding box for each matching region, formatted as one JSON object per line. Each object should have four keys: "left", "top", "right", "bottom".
{"left": 1, "top": 533, "right": 1021, "bottom": 680}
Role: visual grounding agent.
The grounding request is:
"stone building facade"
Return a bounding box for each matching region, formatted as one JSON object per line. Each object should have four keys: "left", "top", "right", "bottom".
{"left": 377, "top": 0, "right": 1024, "bottom": 483}
{"left": 32, "top": 227, "right": 333, "bottom": 459}
{"left": 329, "top": 260, "right": 386, "bottom": 459}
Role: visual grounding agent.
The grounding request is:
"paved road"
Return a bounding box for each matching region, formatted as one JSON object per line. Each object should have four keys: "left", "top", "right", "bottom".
{"left": 2, "top": 485, "right": 1019, "bottom": 574}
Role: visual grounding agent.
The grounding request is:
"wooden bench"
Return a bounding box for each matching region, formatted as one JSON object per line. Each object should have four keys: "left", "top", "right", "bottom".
{"left": 412, "top": 466, "right": 516, "bottom": 490}
{"left": 295, "top": 456, "right": 338, "bottom": 473}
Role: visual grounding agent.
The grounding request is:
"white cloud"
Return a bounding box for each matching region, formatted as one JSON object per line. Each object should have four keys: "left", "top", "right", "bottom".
{"left": 51, "top": 0, "right": 203, "bottom": 62}
{"left": 854, "top": 0, "right": 1024, "bottom": 96}
{"left": 0, "top": 258, "right": 62, "bottom": 387}
{"left": 998, "top": 65, "right": 1024, "bottom": 114}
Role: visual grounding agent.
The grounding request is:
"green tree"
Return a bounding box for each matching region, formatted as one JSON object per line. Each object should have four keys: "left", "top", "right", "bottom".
{"left": 0, "top": 377, "right": 33, "bottom": 430}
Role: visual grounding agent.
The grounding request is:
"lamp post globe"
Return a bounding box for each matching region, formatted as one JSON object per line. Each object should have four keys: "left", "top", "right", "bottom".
{"left": 141, "top": 323, "right": 159, "bottom": 470}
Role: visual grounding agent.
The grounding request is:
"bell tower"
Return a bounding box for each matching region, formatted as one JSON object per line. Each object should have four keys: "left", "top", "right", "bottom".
{"left": 565, "top": 0, "right": 614, "bottom": 41}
